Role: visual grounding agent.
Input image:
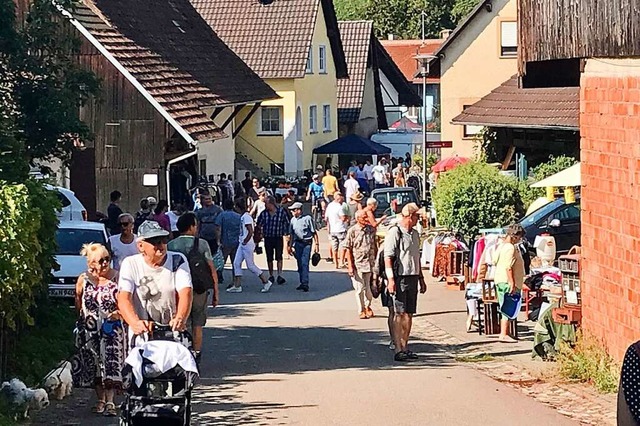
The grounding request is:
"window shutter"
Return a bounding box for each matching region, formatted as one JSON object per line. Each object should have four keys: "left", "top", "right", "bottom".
{"left": 501, "top": 21, "right": 517, "bottom": 48}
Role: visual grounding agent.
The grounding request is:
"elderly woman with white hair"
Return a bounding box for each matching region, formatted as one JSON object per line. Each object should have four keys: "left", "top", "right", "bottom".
{"left": 108, "top": 213, "right": 138, "bottom": 270}
{"left": 73, "top": 243, "right": 124, "bottom": 417}
{"left": 364, "top": 198, "right": 388, "bottom": 228}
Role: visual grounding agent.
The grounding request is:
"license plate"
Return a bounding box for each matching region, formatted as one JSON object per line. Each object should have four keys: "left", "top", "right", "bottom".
{"left": 49, "top": 288, "right": 75, "bottom": 298}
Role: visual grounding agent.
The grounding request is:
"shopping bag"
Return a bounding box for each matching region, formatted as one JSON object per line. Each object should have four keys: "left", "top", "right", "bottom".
{"left": 499, "top": 292, "right": 522, "bottom": 320}
{"left": 212, "top": 249, "right": 224, "bottom": 271}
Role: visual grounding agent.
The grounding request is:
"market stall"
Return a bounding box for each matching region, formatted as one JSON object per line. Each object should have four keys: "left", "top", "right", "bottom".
{"left": 312, "top": 134, "right": 392, "bottom": 172}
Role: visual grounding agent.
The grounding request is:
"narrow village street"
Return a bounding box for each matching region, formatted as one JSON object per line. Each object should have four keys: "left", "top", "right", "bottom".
{"left": 31, "top": 230, "right": 584, "bottom": 426}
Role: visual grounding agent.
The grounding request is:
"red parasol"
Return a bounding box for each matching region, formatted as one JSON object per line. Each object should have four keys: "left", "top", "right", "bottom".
{"left": 389, "top": 117, "right": 422, "bottom": 131}
{"left": 431, "top": 156, "right": 470, "bottom": 173}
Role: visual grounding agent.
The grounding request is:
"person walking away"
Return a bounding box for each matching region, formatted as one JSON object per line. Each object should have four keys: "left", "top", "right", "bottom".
{"left": 384, "top": 203, "right": 427, "bottom": 362}
{"left": 196, "top": 193, "right": 222, "bottom": 254}
{"left": 321, "top": 169, "right": 339, "bottom": 202}
{"left": 106, "top": 190, "right": 123, "bottom": 235}
{"left": 118, "top": 221, "right": 193, "bottom": 350}
{"left": 372, "top": 161, "right": 388, "bottom": 189}
{"left": 404, "top": 152, "right": 412, "bottom": 169}
{"left": 494, "top": 224, "right": 526, "bottom": 343}
{"left": 343, "top": 171, "right": 360, "bottom": 202}
{"left": 347, "top": 192, "right": 364, "bottom": 226}
{"left": 166, "top": 204, "right": 185, "bottom": 239}
{"left": 168, "top": 213, "right": 219, "bottom": 362}
{"left": 250, "top": 189, "right": 267, "bottom": 219}
{"left": 108, "top": 213, "right": 138, "bottom": 270}
{"left": 242, "top": 172, "right": 253, "bottom": 196}
{"left": 287, "top": 202, "right": 319, "bottom": 292}
{"left": 150, "top": 199, "right": 171, "bottom": 233}
{"left": 344, "top": 210, "right": 376, "bottom": 320}
{"left": 325, "top": 191, "right": 349, "bottom": 269}
{"left": 217, "top": 173, "right": 234, "bottom": 206}
{"left": 214, "top": 199, "right": 242, "bottom": 287}
{"left": 365, "top": 198, "right": 387, "bottom": 228}
{"left": 363, "top": 160, "right": 374, "bottom": 191}
{"left": 228, "top": 198, "right": 270, "bottom": 293}
{"left": 74, "top": 243, "right": 124, "bottom": 417}
{"left": 134, "top": 198, "right": 152, "bottom": 233}
{"left": 257, "top": 196, "right": 290, "bottom": 291}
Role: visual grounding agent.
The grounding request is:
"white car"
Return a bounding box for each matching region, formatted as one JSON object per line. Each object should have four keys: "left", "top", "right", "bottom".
{"left": 49, "top": 221, "right": 110, "bottom": 299}
{"left": 46, "top": 185, "right": 87, "bottom": 222}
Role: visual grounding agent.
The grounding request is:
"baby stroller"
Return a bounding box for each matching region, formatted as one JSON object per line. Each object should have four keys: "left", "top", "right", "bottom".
{"left": 120, "top": 325, "right": 199, "bottom": 426}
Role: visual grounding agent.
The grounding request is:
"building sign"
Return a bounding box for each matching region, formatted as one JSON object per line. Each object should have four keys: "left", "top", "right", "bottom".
{"left": 143, "top": 174, "right": 158, "bottom": 186}
{"left": 426, "top": 141, "right": 453, "bottom": 148}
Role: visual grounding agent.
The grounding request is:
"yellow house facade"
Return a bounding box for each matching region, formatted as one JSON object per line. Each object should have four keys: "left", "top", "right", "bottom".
{"left": 192, "top": 0, "right": 348, "bottom": 177}
{"left": 429, "top": 0, "right": 518, "bottom": 158}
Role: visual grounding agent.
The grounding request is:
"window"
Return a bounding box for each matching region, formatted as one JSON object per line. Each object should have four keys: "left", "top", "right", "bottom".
{"left": 500, "top": 21, "right": 517, "bottom": 56}
{"left": 462, "top": 105, "right": 483, "bottom": 137}
{"left": 306, "top": 46, "right": 313, "bottom": 73}
{"left": 309, "top": 105, "right": 318, "bottom": 133}
{"left": 199, "top": 159, "right": 207, "bottom": 177}
{"left": 259, "top": 107, "right": 282, "bottom": 134}
{"left": 322, "top": 105, "right": 331, "bottom": 131}
{"left": 319, "top": 45, "right": 327, "bottom": 73}
{"left": 551, "top": 204, "right": 581, "bottom": 222}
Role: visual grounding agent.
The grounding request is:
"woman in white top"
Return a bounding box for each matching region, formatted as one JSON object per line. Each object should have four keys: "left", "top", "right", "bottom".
{"left": 228, "top": 198, "right": 269, "bottom": 293}
{"left": 108, "top": 213, "right": 138, "bottom": 270}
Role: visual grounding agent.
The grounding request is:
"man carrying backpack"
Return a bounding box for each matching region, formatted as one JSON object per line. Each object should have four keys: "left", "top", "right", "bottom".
{"left": 168, "top": 212, "right": 219, "bottom": 362}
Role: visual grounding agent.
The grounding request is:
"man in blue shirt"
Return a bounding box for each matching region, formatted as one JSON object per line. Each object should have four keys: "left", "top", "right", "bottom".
{"left": 287, "top": 202, "right": 319, "bottom": 292}
{"left": 257, "top": 196, "right": 290, "bottom": 290}
{"left": 214, "top": 199, "right": 241, "bottom": 286}
{"left": 306, "top": 174, "right": 325, "bottom": 219}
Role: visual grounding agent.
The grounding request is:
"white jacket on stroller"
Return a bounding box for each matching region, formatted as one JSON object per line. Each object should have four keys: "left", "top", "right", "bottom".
{"left": 125, "top": 340, "right": 199, "bottom": 387}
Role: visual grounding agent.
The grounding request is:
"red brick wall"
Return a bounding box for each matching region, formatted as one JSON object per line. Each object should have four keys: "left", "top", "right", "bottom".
{"left": 581, "top": 64, "right": 640, "bottom": 361}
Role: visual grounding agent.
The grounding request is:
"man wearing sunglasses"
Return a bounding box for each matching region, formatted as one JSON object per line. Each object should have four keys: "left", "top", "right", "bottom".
{"left": 118, "top": 221, "right": 193, "bottom": 339}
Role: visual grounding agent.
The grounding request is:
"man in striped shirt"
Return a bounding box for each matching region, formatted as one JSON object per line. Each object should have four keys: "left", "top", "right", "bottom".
{"left": 257, "top": 196, "right": 291, "bottom": 291}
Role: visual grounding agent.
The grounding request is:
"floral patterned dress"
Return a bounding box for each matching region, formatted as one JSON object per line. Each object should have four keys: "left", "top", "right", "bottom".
{"left": 71, "top": 274, "right": 125, "bottom": 390}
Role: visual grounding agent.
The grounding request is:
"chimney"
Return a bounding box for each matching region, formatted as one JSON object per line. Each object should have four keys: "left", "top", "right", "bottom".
{"left": 388, "top": 34, "right": 395, "bottom": 40}
{"left": 440, "top": 29, "right": 452, "bottom": 39}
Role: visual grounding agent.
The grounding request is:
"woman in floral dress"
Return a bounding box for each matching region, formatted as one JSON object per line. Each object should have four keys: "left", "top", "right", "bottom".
{"left": 72, "top": 243, "right": 125, "bottom": 417}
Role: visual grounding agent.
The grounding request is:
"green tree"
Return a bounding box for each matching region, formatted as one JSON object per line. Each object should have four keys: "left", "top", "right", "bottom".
{"left": 519, "top": 155, "right": 578, "bottom": 208}
{"left": 451, "top": 0, "right": 481, "bottom": 22}
{"left": 432, "top": 162, "right": 523, "bottom": 236}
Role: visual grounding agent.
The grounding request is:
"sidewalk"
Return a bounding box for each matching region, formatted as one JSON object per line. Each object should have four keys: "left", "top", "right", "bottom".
{"left": 411, "top": 276, "right": 617, "bottom": 426}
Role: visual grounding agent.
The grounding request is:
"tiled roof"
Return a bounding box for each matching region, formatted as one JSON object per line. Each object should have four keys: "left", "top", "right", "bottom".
{"left": 67, "top": 0, "right": 278, "bottom": 143}
{"left": 451, "top": 76, "right": 580, "bottom": 130}
{"left": 190, "top": 0, "right": 348, "bottom": 79}
{"left": 380, "top": 39, "right": 442, "bottom": 84}
{"left": 337, "top": 21, "right": 373, "bottom": 124}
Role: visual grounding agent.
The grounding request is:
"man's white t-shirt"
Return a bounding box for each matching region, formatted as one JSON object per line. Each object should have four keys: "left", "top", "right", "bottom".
{"left": 239, "top": 212, "right": 255, "bottom": 245}
{"left": 344, "top": 178, "right": 360, "bottom": 200}
{"left": 166, "top": 211, "right": 180, "bottom": 232}
{"left": 325, "top": 201, "right": 348, "bottom": 234}
{"left": 363, "top": 164, "right": 374, "bottom": 180}
{"left": 372, "top": 165, "right": 386, "bottom": 184}
{"left": 109, "top": 234, "right": 139, "bottom": 270}
{"left": 118, "top": 253, "right": 192, "bottom": 327}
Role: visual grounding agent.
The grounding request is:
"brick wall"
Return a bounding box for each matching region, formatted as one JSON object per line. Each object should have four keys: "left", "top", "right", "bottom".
{"left": 580, "top": 59, "right": 640, "bottom": 361}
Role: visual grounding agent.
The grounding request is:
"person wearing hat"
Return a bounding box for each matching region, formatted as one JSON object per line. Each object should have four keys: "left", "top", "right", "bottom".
{"left": 347, "top": 191, "right": 364, "bottom": 226}
{"left": 117, "top": 221, "right": 193, "bottom": 342}
{"left": 383, "top": 202, "right": 427, "bottom": 362}
{"left": 344, "top": 210, "right": 377, "bottom": 319}
{"left": 287, "top": 202, "right": 319, "bottom": 292}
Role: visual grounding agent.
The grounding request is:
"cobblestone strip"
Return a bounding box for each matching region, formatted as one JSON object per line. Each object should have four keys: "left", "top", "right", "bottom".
{"left": 411, "top": 318, "right": 616, "bottom": 426}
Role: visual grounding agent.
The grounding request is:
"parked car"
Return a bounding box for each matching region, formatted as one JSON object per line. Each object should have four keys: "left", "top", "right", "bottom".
{"left": 49, "top": 221, "right": 110, "bottom": 299}
{"left": 370, "top": 186, "right": 419, "bottom": 218}
{"left": 46, "top": 185, "right": 87, "bottom": 222}
{"left": 519, "top": 198, "right": 581, "bottom": 255}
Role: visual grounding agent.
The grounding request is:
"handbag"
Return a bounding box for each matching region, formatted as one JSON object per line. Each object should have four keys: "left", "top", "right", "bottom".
{"left": 500, "top": 292, "right": 522, "bottom": 320}
{"left": 212, "top": 248, "right": 224, "bottom": 271}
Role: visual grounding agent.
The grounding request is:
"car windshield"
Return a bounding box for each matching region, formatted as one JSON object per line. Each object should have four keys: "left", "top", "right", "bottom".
{"left": 519, "top": 199, "right": 564, "bottom": 227}
{"left": 56, "top": 229, "right": 106, "bottom": 255}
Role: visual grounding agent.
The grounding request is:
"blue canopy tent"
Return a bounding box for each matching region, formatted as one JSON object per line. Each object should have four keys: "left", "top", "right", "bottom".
{"left": 312, "top": 134, "right": 392, "bottom": 155}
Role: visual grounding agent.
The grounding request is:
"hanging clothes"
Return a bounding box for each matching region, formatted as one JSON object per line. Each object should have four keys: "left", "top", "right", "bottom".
{"left": 432, "top": 242, "right": 456, "bottom": 278}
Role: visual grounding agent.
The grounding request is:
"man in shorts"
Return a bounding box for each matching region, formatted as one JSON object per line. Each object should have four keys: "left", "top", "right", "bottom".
{"left": 383, "top": 203, "right": 427, "bottom": 362}
{"left": 168, "top": 213, "right": 218, "bottom": 361}
{"left": 324, "top": 191, "right": 349, "bottom": 269}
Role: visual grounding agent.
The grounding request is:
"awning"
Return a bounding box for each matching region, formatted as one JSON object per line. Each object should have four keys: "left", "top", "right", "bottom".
{"left": 452, "top": 76, "right": 580, "bottom": 131}
{"left": 312, "top": 134, "right": 391, "bottom": 155}
{"left": 530, "top": 163, "right": 581, "bottom": 187}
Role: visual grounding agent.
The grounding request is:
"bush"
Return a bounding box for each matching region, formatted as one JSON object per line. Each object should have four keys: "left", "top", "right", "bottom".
{"left": 519, "top": 155, "right": 578, "bottom": 208}
{"left": 432, "top": 162, "right": 523, "bottom": 236}
{"left": 0, "top": 180, "right": 59, "bottom": 328}
{"left": 557, "top": 331, "right": 620, "bottom": 394}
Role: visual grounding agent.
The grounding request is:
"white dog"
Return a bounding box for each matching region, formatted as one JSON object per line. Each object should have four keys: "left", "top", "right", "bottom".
{"left": 43, "top": 361, "right": 73, "bottom": 400}
{"left": 0, "top": 378, "right": 49, "bottom": 419}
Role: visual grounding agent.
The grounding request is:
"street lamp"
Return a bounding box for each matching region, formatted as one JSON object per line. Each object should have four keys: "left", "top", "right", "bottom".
{"left": 414, "top": 53, "right": 436, "bottom": 202}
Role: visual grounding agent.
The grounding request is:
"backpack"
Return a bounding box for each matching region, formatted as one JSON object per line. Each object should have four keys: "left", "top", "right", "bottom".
{"left": 187, "top": 237, "right": 214, "bottom": 294}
